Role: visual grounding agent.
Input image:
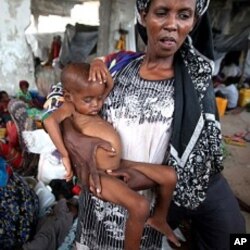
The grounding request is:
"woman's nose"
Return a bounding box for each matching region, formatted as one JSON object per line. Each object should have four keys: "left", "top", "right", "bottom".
{"left": 163, "top": 14, "right": 177, "bottom": 31}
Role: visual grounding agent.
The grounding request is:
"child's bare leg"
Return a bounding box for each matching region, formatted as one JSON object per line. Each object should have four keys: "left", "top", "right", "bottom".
{"left": 132, "top": 164, "right": 180, "bottom": 247}
{"left": 96, "top": 173, "right": 150, "bottom": 250}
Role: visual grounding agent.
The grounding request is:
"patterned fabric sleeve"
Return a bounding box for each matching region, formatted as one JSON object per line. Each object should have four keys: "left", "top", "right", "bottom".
{"left": 104, "top": 51, "right": 143, "bottom": 76}
{"left": 41, "top": 82, "right": 64, "bottom": 121}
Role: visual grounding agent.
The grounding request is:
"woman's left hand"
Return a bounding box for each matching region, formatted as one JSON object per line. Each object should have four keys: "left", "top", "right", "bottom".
{"left": 89, "top": 58, "right": 109, "bottom": 84}
{"left": 106, "top": 166, "right": 156, "bottom": 191}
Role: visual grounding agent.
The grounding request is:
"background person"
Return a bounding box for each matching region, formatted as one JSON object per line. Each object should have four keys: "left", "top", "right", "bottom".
{"left": 0, "top": 90, "right": 11, "bottom": 124}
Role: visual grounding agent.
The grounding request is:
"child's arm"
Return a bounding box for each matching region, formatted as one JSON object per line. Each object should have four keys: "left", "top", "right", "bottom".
{"left": 43, "top": 102, "right": 74, "bottom": 181}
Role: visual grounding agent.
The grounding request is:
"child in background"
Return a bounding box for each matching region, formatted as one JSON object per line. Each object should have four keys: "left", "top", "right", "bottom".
{"left": 17, "top": 80, "right": 44, "bottom": 119}
{"left": 17, "top": 80, "right": 34, "bottom": 107}
{"left": 44, "top": 62, "right": 180, "bottom": 249}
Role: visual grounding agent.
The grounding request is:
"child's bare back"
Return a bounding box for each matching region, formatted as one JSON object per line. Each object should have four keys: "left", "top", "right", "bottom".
{"left": 72, "top": 112, "right": 122, "bottom": 171}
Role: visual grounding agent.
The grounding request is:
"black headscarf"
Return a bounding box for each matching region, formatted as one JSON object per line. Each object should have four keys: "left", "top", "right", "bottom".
{"left": 136, "top": 0, "right": 214, "bottom": 60}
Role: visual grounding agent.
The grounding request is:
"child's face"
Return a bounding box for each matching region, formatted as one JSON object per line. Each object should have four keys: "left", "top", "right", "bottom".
{"left": 20, "top": 85, "right": 28, "bottom": 93}
{"left": 71, "top": 82, "right": 106, "bottom": 116}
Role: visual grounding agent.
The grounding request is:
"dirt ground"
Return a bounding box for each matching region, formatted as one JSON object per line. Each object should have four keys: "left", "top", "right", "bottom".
{"left": 220, "top": 108, "right": 250, "bottom": 232}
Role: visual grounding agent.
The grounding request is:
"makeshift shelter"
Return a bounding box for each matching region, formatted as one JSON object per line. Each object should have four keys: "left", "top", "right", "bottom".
{"left": 59, "top": 23, "right": 98, "bottom": 66}
{"left": 212, "top": 26, "right": 250, "bottom": 78}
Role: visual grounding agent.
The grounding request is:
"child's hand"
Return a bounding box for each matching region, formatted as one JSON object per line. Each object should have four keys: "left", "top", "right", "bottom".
{"left": 62, "top": 156, "right": 73, "bottom": 182}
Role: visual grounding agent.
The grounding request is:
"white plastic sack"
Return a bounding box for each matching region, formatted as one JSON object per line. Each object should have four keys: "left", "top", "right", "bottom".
{"left": 37, "top": 151, "right": 66, "bottom": 185}
{"left": 22, "top": 129, "right": 66, "bottom": 184}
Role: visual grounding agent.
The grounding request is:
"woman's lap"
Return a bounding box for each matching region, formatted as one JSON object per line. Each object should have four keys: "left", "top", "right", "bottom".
{"left": 168, "top": 174, "right": 246, "bottom": 250}
{"left": 75, "top": 190, "right": 163, "bottom": 250}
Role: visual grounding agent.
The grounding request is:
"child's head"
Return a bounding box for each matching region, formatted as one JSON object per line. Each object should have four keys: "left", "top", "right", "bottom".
{"left": 61, "top": 63, "right": 106, "bottom": 115}
{"left": 0, "top": 91, "right": 10, "bottom": 102}
{"left": 19, "top": 80, "right": 29, "bottom": 93}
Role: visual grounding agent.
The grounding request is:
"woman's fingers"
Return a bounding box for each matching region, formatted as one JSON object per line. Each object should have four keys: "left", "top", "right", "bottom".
{"left": 106, "top": 169, "right": 130, "bottom": 182}
{"left": 72, "top": 160, "right": 90, "bottom": 187}
{"left": 89, "top": 149, "right": 102, "bottom": 194}
{"left": 90, "top": 172, "right": 102, "bottom": 194}
{"left": 95, "top": 70, "right": 104, "bottom": 84}
{"left": 89, "top": 59, "right": 109, "bottom": 84}
{"left": 98, "top": 141, "right": 116, "bottom": 156}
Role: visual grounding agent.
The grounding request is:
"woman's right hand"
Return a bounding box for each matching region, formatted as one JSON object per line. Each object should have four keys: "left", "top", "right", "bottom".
{"left": 61, "top": 118, "right": 115, "bottom": 194}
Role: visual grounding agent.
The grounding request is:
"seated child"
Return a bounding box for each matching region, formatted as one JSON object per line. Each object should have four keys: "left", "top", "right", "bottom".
{"left": 43, "top": 63, "right": 180, "bottom": 249}
{"left": 17, "top": 80, "right": 34, "bottom": 107}
{"left": 17, "top": 80, "right": 44, "bottom": 119}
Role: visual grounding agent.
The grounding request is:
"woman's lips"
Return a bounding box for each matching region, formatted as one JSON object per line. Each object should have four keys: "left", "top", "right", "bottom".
{"left": 159, "top": 37, "right": 176, "bottom": 49}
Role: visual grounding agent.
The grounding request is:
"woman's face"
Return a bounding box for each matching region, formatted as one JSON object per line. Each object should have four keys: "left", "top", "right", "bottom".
{"left": 141, "top": 0, "right": 196, "bottom": 58}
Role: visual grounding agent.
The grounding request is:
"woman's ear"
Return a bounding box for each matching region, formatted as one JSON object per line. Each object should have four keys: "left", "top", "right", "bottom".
{"left": 190, "top": 16, "right": 198, "bottom": 33}
{"left": 140, "top": 11, "right": 147, "bottom": 27}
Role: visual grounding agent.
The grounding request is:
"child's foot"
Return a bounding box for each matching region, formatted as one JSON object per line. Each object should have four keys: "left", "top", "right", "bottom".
{"left": 146, "top": 217, "right": 181, "bottom": 248}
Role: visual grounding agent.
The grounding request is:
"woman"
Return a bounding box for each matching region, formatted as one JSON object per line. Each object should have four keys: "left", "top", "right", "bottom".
{"left": 46, "top": 0, "right": 245, "bottom": 249}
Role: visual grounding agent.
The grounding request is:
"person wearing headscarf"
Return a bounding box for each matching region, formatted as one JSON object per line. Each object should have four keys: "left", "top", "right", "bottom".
{"left": 16, "top": 80, "right": 44, "bottom": 120}
{"left": 42, "top": 0, "right": 245, "bottom": 249}
{"left": 17, "top": 80, "right": 33, "bottom": 105}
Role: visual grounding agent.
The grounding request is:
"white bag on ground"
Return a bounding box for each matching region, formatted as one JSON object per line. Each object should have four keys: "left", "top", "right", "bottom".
{"left": 38, "top": 151, "right": 66, "bottom": 185}
{"left": 22, "top": 129, "right": 56, "bottom": 153}
{"left": 22, "top": 129, "right": 66, "bottom": 184}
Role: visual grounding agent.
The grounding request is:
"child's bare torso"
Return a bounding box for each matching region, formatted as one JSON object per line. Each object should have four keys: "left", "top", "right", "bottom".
{"left": 71, "top": 112, "right": 122, "bottom": 171}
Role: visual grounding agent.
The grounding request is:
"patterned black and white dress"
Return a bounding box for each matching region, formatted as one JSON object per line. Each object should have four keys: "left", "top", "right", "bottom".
{"left": 76, "top": 56, "right": 175, "bottom": 250}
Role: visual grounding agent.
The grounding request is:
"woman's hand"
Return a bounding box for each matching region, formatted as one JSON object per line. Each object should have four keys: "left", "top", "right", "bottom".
{"left": 89, "top": 58, "right": 114, "bottom": 99}
{"left": 61, "top": 118, "right": 115, "bottom": 194}
{"left": 89, "top": 58, "right": 109, "bottom": 84}
{"left": 106, "top": 161, "right": 156, "bottom": 191}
